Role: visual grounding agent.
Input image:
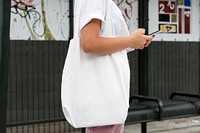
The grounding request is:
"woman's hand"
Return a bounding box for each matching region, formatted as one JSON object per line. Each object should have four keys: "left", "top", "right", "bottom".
{"left": 129, "top": 29, "right": 153, "bottom": 50}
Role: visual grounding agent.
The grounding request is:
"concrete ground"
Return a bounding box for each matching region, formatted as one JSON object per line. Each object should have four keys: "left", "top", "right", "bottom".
{"left": 6, "top": 116, "right": 200, "bottom": 133}
{"left": 124, "top": 116, "right": 200, "bottom": 133}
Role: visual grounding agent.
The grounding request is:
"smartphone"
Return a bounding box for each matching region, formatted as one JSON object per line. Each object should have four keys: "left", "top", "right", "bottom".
{"left": 148, "top": 30, "right": 162, "bottom": 36}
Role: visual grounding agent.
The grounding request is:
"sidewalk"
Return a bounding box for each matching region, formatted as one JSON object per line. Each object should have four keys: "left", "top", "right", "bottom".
{"left": 6, "top": 116, "right": 200, "bottom": 133}
{"left": 124, "top": 116, "right": 200, "bottom": 133}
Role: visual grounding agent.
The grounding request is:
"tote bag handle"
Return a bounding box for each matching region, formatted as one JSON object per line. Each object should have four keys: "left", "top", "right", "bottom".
{"left": 74, "top": 0, "right": 83, "bottom": 37}
{"left": 103, "top": 0, "right": 112, "bottom": 36}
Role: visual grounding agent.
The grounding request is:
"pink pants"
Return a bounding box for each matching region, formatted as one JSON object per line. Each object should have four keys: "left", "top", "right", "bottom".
{"left": 86, "top": 124, "right": 124, "bottom": 133}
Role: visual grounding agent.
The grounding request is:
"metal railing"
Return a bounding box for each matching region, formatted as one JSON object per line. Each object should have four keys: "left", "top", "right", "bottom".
{"left": 6, "top": 41, "right": 79, "bottom": 133}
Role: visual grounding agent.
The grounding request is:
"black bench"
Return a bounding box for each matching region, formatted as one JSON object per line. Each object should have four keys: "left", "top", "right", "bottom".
{"left": 126, "top": 92, "right": 200, "bottom": 133}
{"left": 81, "top": 92, "right": 200, "bottom": 133}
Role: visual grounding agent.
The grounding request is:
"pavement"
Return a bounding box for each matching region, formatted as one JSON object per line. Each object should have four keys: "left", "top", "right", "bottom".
{"left": 6, "top": 116, "right": 200, "bottom": 133}
{"left": 124, "top": 116, "right": 200, "bottom": 133}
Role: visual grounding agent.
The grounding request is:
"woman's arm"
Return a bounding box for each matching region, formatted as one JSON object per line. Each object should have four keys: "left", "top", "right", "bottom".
{"left": 80, "top": 19, "right": 153, "bottom": 55}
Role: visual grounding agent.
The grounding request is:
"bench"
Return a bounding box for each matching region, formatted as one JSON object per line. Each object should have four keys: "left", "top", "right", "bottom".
{"left": 81, "top": 92, "right": 200, "bottom": 133}
{"left": 126, "top": 91, "right": 200, "bottom": 133}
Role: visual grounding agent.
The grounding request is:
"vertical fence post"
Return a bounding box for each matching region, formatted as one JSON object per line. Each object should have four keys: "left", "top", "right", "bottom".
{"left": 138, "top": 2, "right": 149, "bottom": 132}
{"left": 67, "top": 0, "right": 74, "bottom": 53}
{"left": 138, "top": 0, "right": 149, "bottom": 96}
{"left": 0, "top": 0, "right": 11, "bottom": 133}
{"left": 68, "top": 0, "right": 74, "bottom": 41}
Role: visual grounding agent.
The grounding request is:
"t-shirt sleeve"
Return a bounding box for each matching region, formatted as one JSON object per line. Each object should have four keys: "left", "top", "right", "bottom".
{"left": 79, "top": 0, "right": 106, "bottom": 30}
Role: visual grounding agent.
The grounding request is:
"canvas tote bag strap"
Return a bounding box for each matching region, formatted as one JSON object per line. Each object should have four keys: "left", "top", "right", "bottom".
{"left": 74, "top": 0, "right": 83, "bottom": 37}
{"left": 103, "top": 0, "right": 112, "bottom": 36}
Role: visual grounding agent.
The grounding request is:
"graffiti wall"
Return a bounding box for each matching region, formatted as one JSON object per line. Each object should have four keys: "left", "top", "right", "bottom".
{"left": 10, "top": 0, "right": 138, "bottom": 40}
{"left": 10, "top": 0, "right": 70, "bottom": 40}
{"left": 114, "top": 0, "right": 138, "bottom": 33}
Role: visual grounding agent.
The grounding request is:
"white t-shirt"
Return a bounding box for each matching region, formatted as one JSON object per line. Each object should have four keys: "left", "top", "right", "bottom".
{"left": 79, "top": 0, "right": 130, "bottom": 37}
{"left": 74, "top": 0, "right": 131, "bottom": 119}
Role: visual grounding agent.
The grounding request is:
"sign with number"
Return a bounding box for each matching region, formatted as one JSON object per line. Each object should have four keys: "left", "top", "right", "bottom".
{"left": 159, "top": 1, "right": 176, "bottom": 13}
{"left": 158, "top": 0, "right": 191, "bottom": 34}
{"left": 149, "top": 0, "right": 199, "bottom": 41}
{"left": 178, "top": 8, "right": 191, "bottom": 34}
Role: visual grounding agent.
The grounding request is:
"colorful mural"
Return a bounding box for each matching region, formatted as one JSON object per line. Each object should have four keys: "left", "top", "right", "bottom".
{"left": 158, "top": 0, "right": 191, "bottom": 34}
{"left": 10, "top": 0, "right": 138, "bottom": 40}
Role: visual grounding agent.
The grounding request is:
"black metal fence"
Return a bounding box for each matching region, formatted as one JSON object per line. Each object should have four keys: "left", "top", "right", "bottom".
{"left": 148, "top": 41, "right": 200, "bottom": 99}
{"left": 7, "top": 41, "right": 79, "bottom": 133}
{"left": 4, "top": 40, "right": 200, "bottom": 133}
{"left": 129, "top": 41, "right": 200, "bottom": 98}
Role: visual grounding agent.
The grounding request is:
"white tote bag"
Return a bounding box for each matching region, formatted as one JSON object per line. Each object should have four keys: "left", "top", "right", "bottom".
{"left": 61, "top": 0, "right": 129, "bottom": 128}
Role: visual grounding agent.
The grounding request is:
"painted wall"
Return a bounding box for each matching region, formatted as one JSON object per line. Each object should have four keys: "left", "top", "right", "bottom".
{"left": 10, "top": 0, "right": 138, "bottom": 40}
{"left": 114, "top": 0, "right": 138, "bottom": 33}
{"left": 149, "top": 0, "right": 200, "bottom": 41}
{"left": 10, "top": 0, "right": 70, "bottom": 40}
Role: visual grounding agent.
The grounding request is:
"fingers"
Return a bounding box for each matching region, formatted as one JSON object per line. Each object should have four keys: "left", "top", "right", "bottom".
{"left": 144, "top": 35, "right": 154, "bottom": 41}
{"left": 130, "top": 29, "right": 153, "bottom": 50}
{"left": 139, "top": 46, "right": 144, "bottom": 50}
{"left": 137, "top": 28, "right": 145, "bottom": 35}
{"left": 144, "top": 35, "right": 153, "bottom": 47}
{"left": 144, "top": 41, "right": 150, "bottom": 47}
{"left": 140, "top": 35, "right": 153, "bottom": 49}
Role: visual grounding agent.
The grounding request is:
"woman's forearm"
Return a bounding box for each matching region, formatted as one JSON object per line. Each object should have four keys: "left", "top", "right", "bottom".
{"left": 81, "top": 35, "right": 131, "bottom": 54}
{"left": 80, "top": 19, "right": 153, "bottom": 55}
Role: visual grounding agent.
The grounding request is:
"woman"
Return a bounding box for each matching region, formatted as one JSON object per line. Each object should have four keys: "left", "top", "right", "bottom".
{"left": 76, "top": 0, "right": 153, "bottom": 132}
